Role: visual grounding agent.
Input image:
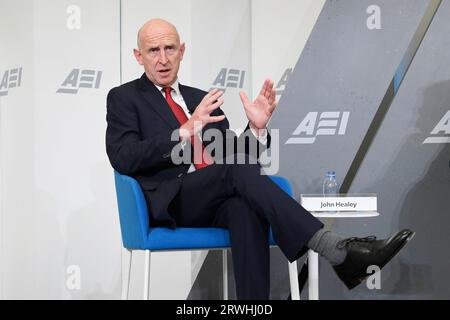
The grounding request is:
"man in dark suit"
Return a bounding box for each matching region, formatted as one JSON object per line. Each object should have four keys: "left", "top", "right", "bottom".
{"left": 106, "top": 19, "right": 414, "bottom": 299}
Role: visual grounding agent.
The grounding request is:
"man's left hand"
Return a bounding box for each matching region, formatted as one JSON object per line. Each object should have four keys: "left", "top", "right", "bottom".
{"left": 239, "top": 79, "right": 277, "bottom": 133}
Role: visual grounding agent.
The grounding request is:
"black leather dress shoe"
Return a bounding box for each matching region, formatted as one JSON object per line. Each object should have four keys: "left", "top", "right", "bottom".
{"left": 333, "top": 229, "right": 415, "bottom": 289}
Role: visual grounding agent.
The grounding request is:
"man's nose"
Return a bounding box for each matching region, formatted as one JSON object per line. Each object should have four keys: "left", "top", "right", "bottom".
{"left": 159, "top": 50, "right": 168, "bottom": 64}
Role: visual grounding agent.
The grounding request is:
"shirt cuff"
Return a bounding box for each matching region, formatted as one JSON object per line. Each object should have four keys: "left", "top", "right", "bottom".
{"left": 250, "top": 126, "right": 268, "bottom": 145}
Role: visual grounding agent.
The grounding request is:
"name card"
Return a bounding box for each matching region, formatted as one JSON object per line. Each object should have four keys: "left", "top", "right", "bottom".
{"left": 300, "top": 195, "right": 377, "bottom": 212}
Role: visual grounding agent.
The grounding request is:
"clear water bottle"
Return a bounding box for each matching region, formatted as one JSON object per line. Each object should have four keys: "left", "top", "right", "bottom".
{"left": 323, "top": 171, "right": 339, "bottom": 196}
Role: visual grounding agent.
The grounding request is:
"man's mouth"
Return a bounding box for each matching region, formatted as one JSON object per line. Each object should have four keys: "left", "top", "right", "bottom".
{"left": 158, "top": 69, "right": 171, "bottom": 75}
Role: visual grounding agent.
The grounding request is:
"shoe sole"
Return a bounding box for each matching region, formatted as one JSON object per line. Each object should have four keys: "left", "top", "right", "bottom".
{"left": 345, "top": 231, "right": 416, "bottom": 290}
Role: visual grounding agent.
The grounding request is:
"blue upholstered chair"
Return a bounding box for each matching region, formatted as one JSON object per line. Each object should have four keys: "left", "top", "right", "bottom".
{"left": 114, "top": 171, "right": 300, "bottom": 300}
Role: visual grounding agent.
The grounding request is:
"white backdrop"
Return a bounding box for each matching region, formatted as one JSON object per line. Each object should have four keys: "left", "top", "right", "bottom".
{"left": 0, "top": 0, "right": 324, "bottom": 299}
{"left": 251, "top": 0, "right": 325, "bottom": 104}
{"left": 34, "top": 0, "right": 121, "bottom": 299}
{"left": 0, "top": 0, "right": 35, "bottom": 299}
{"left": 0, "top": 0, "right": 121, "bottom": 299}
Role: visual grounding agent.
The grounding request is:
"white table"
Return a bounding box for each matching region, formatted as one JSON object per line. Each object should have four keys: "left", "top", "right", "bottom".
{"left": 307, "top": 211, "right": 380, "bottom": 300}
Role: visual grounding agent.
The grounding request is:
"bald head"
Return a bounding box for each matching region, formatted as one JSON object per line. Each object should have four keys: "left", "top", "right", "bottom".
{"left": 133, "top": 18, "right": 185, "bottom": 87}
{"left": 137, "top": 19, "right": 180, "bottom": 50}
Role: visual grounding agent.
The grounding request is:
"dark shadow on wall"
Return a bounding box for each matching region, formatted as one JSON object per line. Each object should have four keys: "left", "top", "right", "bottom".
{"left": 392, "top": 81, "right": 450, "bottom": 298}
{"left": 340, "top": 80, "right": 450, "bottom": 299}
{"left": 347, "top": 81, "right": 450, "bottom": 299}
{"left": 187, "top": 246, "right": 305, "bottom": 300}
{"left": 315, "top": 81, "right": 450, "bottom": 300}
{"left": 187, "top": 250, "right": 226, "bottom": 300}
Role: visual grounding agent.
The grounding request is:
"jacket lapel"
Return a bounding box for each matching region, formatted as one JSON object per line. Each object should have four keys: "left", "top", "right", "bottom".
{"left": 138, "top": 74, "right": 179, "bottom": 130}
{"left": 138, "top": 75, "right": 222, "bottom": 138}
{"left": 178, "top": 83, "right": 197, "bottom": 115}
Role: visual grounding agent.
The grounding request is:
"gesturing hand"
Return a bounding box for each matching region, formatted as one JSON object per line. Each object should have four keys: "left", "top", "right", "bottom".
{"left": 179, "top": 88, "right": 225, "bottom": 140}
{"left": 239, "top": 79, "right": 277, "bottom": 131}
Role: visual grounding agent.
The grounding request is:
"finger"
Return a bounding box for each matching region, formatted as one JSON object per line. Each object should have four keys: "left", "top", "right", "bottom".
{"left": 207, "top": 98, "right": 224, "bottom": 113}
{"left": 206, "top": 89, "right": 223, "bottom": 104}
{"left": 204, "top": 88, "right": 218, "bottom": 99}
{"left": 208, "top": 115, "right": 226, "bottom": 123}
{"left": 268, "top": 100, "right": 277, "bottom": 113}
{"left": 199, "top": 90, "right": 222, "bottom": 112}
{"left": 259, "top": 79, "right": 269, "bottom": 97}
{"left": 268, "top": 88, "right": 276, "bottom": 106}
{"left": 239, "top": 91, "right": 250, "bottom": 106}
{"left": 265, "top": 80, "right": 275, "bottom": 99}
{"left": 201, "top": 88, "right": 220, "bottom": 104}
{"left": 208, "top": 88, "right": 220, "bottom": 96}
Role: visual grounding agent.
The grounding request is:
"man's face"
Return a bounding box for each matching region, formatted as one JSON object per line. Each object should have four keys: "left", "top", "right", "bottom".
{"left": 134, "top": 26, "right": 185, "bottom": 87}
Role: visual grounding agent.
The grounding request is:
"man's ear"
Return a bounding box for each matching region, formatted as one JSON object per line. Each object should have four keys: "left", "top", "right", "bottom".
{"left": 133, "top": 48, "right": 143, "bottom": 65}
{"left": 179, "top": 42, "right": 185, "bottom": 61}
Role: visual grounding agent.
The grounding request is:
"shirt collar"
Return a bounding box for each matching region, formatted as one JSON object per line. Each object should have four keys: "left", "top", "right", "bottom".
{"left": 153, "top": 79, "right": 181, "bottom": 96}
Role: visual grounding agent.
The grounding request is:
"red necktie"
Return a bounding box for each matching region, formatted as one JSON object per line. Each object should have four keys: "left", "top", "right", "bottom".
{"left": 163, "top": 87, "right": 213, "bottom": 169}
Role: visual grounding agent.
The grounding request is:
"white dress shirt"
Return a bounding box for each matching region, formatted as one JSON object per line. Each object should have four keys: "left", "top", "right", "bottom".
{"left": 153, "top": 79, "right": 268, "bottom": 172}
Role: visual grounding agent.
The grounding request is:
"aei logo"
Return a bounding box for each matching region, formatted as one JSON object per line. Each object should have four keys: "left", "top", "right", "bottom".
{"left": 275, "top": 68, "right": 292, "bottom": 98}
{"left": 210, "top": 68, "right": 245, "bottom": 92}
{"left": 285, "top": 112, "right": 350, "bottom": 144}
{"left": 423, "top": 111, "right": 450, "bottom": 144}
{"left": 0, "top": 67, "right": 23, "bottom": 96}
{"left": 57, "top": 69, "right": 102, "bottom": 94}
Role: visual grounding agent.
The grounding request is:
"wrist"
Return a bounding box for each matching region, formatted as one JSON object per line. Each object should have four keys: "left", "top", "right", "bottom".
{"left": 249, "top": 122, "right": 266, "bottom": 137}
{"left": 179, "top": 122, "right": 193, "bottom": 140}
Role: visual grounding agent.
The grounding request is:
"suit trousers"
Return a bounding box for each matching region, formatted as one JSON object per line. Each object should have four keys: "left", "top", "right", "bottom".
{"left": 167, "top": 160, "right": 324, "bottom": 299}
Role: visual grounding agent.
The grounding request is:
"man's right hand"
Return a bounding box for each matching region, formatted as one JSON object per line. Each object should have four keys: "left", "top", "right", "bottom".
{"left": 179, "top": 89, "right": 225, "bottom": 140}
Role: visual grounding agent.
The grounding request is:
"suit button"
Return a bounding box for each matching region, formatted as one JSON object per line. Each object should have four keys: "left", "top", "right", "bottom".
{"left": 178, "top": 173, "right": 183, "bottom": 178}
{"left": 163, "top": 153, "right": 171, "bottom": 159}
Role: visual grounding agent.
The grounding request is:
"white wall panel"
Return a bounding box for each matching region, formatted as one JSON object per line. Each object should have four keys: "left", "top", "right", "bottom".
{"left": 0, "top": 0, "right": 121, "bottom": 299}
{"left": 0, "top": 0, "right": 36, "bottom": 299}
{"left": 32, "top": 0, "right": 121, "bottom": 299}
{"left": 251, "top": 0, "right": 325, "bottom": 102}
{"left": 190, "top": 0, "right": 252, "bottom": 131}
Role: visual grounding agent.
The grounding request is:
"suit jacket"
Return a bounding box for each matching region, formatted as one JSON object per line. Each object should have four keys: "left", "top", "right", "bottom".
{"left": 106, "top": 73, "right": 270, "bottom": 227}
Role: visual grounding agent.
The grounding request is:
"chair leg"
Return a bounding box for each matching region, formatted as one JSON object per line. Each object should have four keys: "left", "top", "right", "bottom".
{"left": 121, "top": 248, "right": 132, "bottom": 300}
{"left": 143, "top": 250, "right": 151, "bottom": 300}
{"left": 288, "top": 260, "right": 300, "bottom": 300}
{"left": 222, "top": 249, "right": 228, "bottom": 300}
{"left": 308, "top": 250, "right": 319, "bottom": 300}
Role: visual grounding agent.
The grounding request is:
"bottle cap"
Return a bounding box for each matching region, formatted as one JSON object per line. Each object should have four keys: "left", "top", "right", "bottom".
{"left": 327, "top": 171, "right": 336, "bottom": 177}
